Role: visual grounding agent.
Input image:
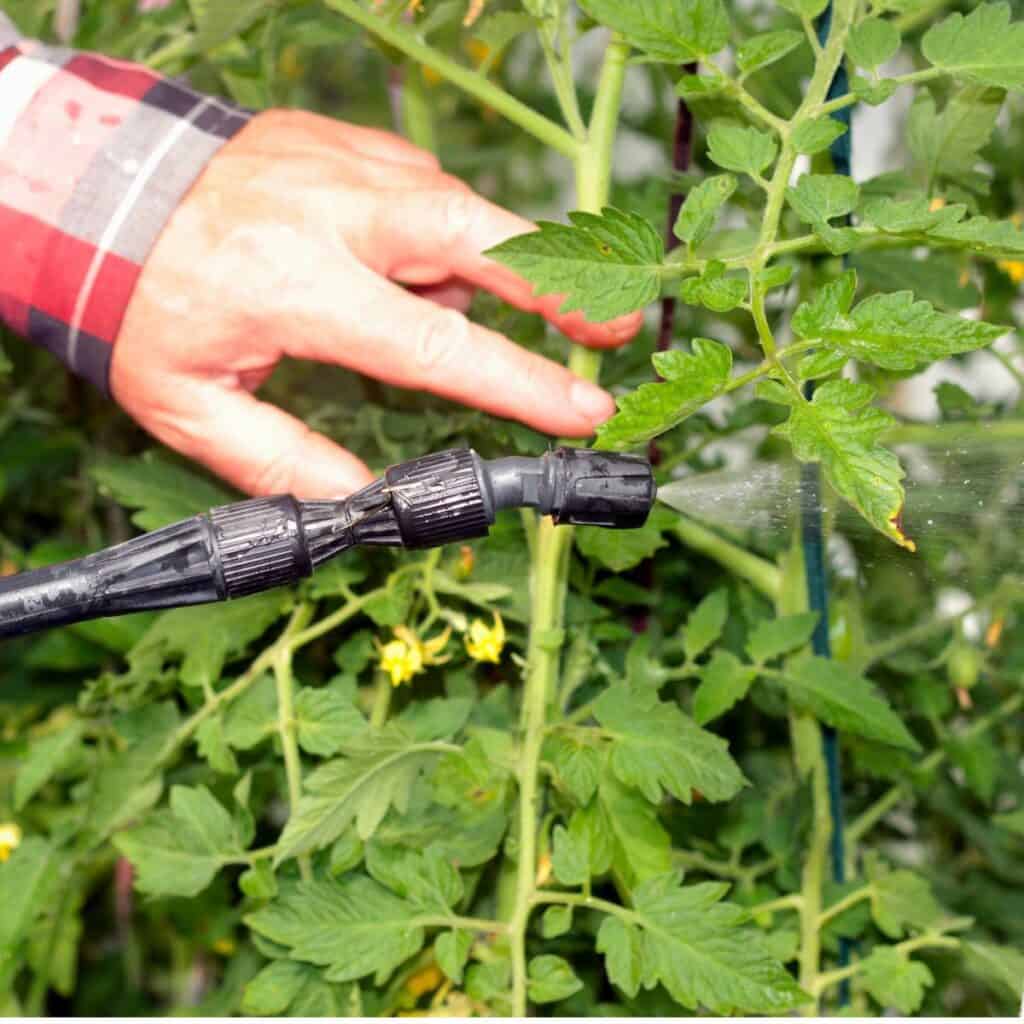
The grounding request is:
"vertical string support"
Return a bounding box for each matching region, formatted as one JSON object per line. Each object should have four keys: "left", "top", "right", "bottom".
{"left": 809, "top": 2, "right": 854, "bottom": 1004}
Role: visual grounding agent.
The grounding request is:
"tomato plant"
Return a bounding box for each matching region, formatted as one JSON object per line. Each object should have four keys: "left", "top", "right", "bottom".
{"left": 3, "top": 0, "right": 1024, "bottom": 1016}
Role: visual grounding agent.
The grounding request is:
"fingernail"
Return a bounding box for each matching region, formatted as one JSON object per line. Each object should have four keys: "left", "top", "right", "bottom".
{"left": 571, "top": 380, "right": 615, "bottom": 423}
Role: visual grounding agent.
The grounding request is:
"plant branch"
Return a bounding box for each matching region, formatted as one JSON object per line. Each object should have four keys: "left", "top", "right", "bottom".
{"left": 323, "top": 0, "right": 579, "bottom": 157}
{"left": 672, "top": 518, "right": 781, "bottom": 599}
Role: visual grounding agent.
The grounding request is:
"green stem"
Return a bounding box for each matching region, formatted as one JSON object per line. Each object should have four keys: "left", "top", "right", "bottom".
{"left": 818, "top": 884, "right": 872, "bottom": 928}
{"left": 324, "top": 0, "right": 579, "bottom": 158}
{"left": 814, "top": 933, "right": 961, "bottom": 996}
{"left": 672, "top": 519, "right": 781, "bottom": 599}
{"left": 370, "top": 672, "right": 393, "bottom": 728}
{"left": 885, "top": 418, "right": 1024, "bottom": 446}
{"left": 539, "top": 23, "right": 586, "bottom": 139}
{"left": 274, "top": 605, "right": 315, "bottom": 882}
{"left": 752, "top": 893, "right": 804, "bottom": 916}
{"left": 401, "top": 62, "right": 437, "bottom": 153}
{"left": 506, "top": 35, "right": 629, "bottom": 1019}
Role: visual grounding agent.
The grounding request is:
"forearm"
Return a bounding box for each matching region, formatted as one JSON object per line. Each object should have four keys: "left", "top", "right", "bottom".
{"left": 0, "top": 11, "right": 249, "bottom": 391}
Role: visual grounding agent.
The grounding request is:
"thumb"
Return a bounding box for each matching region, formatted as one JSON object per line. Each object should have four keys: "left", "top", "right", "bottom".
{"left": 131, "top": 378, "right": 375, "bottom": 499}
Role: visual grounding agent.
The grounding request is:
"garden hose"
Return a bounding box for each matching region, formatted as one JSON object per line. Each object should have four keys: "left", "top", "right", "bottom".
{"left": 0, "top": 447, "right": 655, "bottom": 640}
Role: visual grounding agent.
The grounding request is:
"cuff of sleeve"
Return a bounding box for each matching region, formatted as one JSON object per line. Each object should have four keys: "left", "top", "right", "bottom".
{"left": 0, "top": 46, "right": 250, "bottom": 394}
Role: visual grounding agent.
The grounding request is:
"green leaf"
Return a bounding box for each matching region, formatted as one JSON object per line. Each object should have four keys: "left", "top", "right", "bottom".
{"left": 796, "top": 348, "right": 848, "bottom": 381}
{"left": 0, "top": 838, "right": 58, "bottom": 955}
{"left": 195, "top": 716, "right": 238, "bottom": 775}
{"left": 485, "top": 208, "right": 664, "bottom": 321}
{"left": 435, "top": 929, "right": 473, "bottom": 984}
{"left": 770, "top": 379, "right": 911, "bottom": 548}
{"left": 577, "top": 0, "right": 729, "bottom": 62}
{"left": 737, "top": 29, "right": 803, "bottom": 74}
{"left": 674, "top": 174, "right": 737, "bottom": 249}
{"left": 242, "top": 961, "right": 324, "bottom": 1016}
{"left": 681, "top": 260, "right": 748, "bottom": 312}
{"left": 114, "top": 785, "right": 246, "bottom": 898}
{"left": 595, "top": 338, "right": 732, "bottom": 450}
{"left": 224, "top": 674, "right": 277, "bottom": 749}
{"left": 707, "top": 121, "right": 778, "bottom": 177}
{"left": 792, "top": 285, "right": 1004, "bottom": 372}
{"left": 541, "top": 905, "right": 573, "bottom": 939}
{"left": 693, "top": 650, "right": 756, "bottom": 725}
{"left": 596, "top": 874, "right": 808, "bottom": 1012}
{"left": 851, "top": 74, "right": 897, "bottom": 105}
{"left": 591, "top": 773, "right": 673, "bottom": 888}
{"left": 551, "top": 822, "right": 591, "bottom": 887}
{"left": 470, "top": 12, "right": 535, "bottom": 65}
{"left": 239, "top": 860, "right": 278, "bottom": 901}
{"left": 869, "top": 867, "right": 944, "bottom": 938}
{"left": 189, "top": 0, "right": 270, "bottom": 50}
{"left": 91, "top": 452, "right": 232, "bottom": 531}
{"left": 294, "top": 687, "right": 367, "bottom": 757}
{"left": 785, "top": 174, "right": 859, "bottom": 254}
{"left": 781, "top": 658, "right": 920, "bottom": 751}
{"left": 594, "top": 684, "right": 746, "bottom": 803}
{"left": 746, "top": 613, "right": 819, "bottom": 663}
{"left": 528, "top": 955, "right": 583, "bottom": 1003}
{"left": 993, "top": 807, "right": 1024, "bottom": 836}
{"left": 792, "top": 117, "right": 848, "bottom": 155}
{"left": 860, "top": 947, "right": 934, "bottom": 1013}
{"left": 274, "top": 727, "right": 456, "bottom": 861}
{"left": 245, "top": 877, "right": 428, "bottom": 985}
{"left": 14, "top": 722, "right": 83, "bottom": 811}
{"left": 365, "top": 846, "right": 463, "bottom": 912}
{"left": 683, "top": 588, "right": 729, "bottom": 661}
{"left": 922, "top": 2, "right": 1024, "bottom": 90}
{"left": 576, "top": 506, "right": 670, "bottom": 572}
{"left": 544, "top": 733, "right": 603, "bottom": 806}
{"left": 846, "top": 17, "right": 900, "bottom": 70}
{"left": 963, "top": 941, "right": 1024, "bottom": 1002}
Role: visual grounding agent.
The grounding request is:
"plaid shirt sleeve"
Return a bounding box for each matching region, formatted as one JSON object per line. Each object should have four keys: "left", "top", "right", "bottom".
{"left": 0, "top": 13, "right": 250, "bottom": 392}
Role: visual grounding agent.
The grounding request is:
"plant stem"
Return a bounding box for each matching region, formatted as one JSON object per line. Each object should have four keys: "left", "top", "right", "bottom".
{"left": 672, "top": 519, "right": 780, "bottom": 599}
{"left": 370, "top": 672, "right": 393, "bottom": 727}
{"left": 274, "top": 604, "right": 315, "bottom": 882}
{"left": 818, "top": 884, "right": 872, "bottom": 928}
{"left": 401, "top": 62, "right": 437, "bottom": 152}
{"left": 506, "top": 35, "right": 629, "bottom": 1018}
{"left": 814, "top": 933, "right": 961, "bottom": 996}
{"left": 324, "top": 0, "right": 579, "bottom": 158}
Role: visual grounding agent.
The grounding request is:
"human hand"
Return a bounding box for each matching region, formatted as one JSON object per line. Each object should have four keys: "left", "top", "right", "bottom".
{"left": 111, "top": 109, "right": 641, "bottom": 498}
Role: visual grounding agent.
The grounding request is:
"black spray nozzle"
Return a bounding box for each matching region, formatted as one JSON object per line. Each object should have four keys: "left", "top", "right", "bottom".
{"left": 0, "top": 447, "right": 655, "bottom": 639}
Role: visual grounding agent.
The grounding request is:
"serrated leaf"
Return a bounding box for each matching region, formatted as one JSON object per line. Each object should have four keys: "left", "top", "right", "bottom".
{"left": 683, "top": 588, "right": 729, "bottom": 661}
{"left": 592, "top": 773, "right": 673, "bottom": 888}
{"left": 792, "top": 117, "right": 848, "bottom": 155}
{"left": 781, "top": 657, "right": 920, "bottom": 750}
{"left": 242, "top": 960, "right": 320, "bottom": 1016}
{"left": 594, "top": 684, "right": 746, "bottom": 803}
{"left": 707, "top": 121, "right": 778, "bottom": 177}
{"left": 224, "top": 674, "right": 277, "bottom": 749}
{"left": 737, "top": 29, "right": 803, "bottom": 74}
{"left": 528, "top": 955, "right": 582, "bottom": 1003}
{"left": 551, "top": 822, "right": 590, "bottom": 887}
{"left": 577, "top": 0, "right": 729, "bottom": 62}
{"left": 846, "top": 17, "right": 900, "bottom": 70}
{"left": 860, "top": 947, "right": 933, "bottom": 1013}
{"left": 922, "top": 2, "right": 1024, "bottom": 90}
{"left": 245, "top": 877, "right": 428, "bottom": 985}
{"left": 673, "top": 174, "right": 737, "bottom": 248}
{"left": 113, "top": 785, "right": 246, "bottom": 898}
{"left": 14, "top": 722, "right": 83, "bottom": 811}
{"left": 595, "top": 338, "right": 732, "bottom": 450}
{"left": 746, "top": 613, "right": 818, "bottom": 663}
{"left": 91, "top": 452, "right": 232, "bottom": 530}
{"left": 797, "top": 348, "right": 848, "bottom": 381}
{"left": 869, "top": 867, "right": 944, "bottom": 938}
{"left": 470, "top": 12, "right": 534, "bottom": 64}
{"left": 239, "top": 860, "right": 277, "bottom": 900}
{"left": 597, "top": 873, "right": 808, "bottom": 1012}
{"left": 851, "top": 74, "right": 897, "bottom": 105}
{"left": 294, "top": 687, "right": 367, "bottom": 757}
{"left": 785, "top": 174, "right": 859, "bottom": 254}
{"left": 544, "top": 733, "right": 603, "bottom": 805}
{"left": 771, "top": 379, "right": 911, "bottom": 548}
{"left": 0, "top": 838, "right": 59, "bottom": 954}
{"left": 793, "top": 288, "right": 1004, "bottom": 371}
{"left": 365, "top": 845, "right": 463, "bottom": 912}
{"left": 681, "top": 260, "right": 748, "bottom": 312}
{"left": 274, "top": 728, "right": 455, "bottom": 861}
{"left": 435, "top": 929, "right": 473, "bottom": 984}
{"left": 693, "top": 650, "right": 756, "bottom": 725}
{"left": 195, "top": 716, "right": 237, "bottom": 775}
{"left": 485, "top": 208, "right": 663, "bottom": 321}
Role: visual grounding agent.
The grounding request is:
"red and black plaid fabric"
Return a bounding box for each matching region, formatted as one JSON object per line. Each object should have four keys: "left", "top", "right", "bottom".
{"left": 0, "top": 13, "right": 250, "bottom": 392}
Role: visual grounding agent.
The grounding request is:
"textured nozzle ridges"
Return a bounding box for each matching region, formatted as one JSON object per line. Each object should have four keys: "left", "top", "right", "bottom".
{"left": 385, "top": 448, "right": 494, "bottom": 549}
{"left": 302, "top": 479, "right": 401, "bottom": 568}
{"left": 210, "top": 496, "right": 312, "bottom": 598}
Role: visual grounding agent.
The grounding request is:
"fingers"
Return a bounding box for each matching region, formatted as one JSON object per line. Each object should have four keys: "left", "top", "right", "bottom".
{"left": 367, "top": 186, "right": 643, "bottom": 347}
{"left": 296, "top": 269, "right": 615, "bottom": 437}
{"left": 125, "top": 376, "right": 375, "bottom": 499}
{"left": 407, "top": 279, "right": 476, "bottom": 312}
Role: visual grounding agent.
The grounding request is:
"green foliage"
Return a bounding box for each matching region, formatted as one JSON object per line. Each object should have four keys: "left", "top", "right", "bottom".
{"left": 5, "top": 0, "right": 1024, "bottom": 1016}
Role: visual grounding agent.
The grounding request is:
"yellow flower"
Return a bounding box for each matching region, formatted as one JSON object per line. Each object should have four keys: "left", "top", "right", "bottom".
{"left": 211, "top": 937, "right": 236, "bottom": 956}
{"left": 465, "top": 612, "right": 505, "bottom": 664}
{"left": 928, "top": 196, "right": 946, "bottom": 212}
{"left": 0, "top": 822, "right": 22, "bottom": 863}
{"left": 998, "top": 259, "right": 1024, "bottom": 284}
{"left": 378, "top": 626, "right": 451, "bottom": 687}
